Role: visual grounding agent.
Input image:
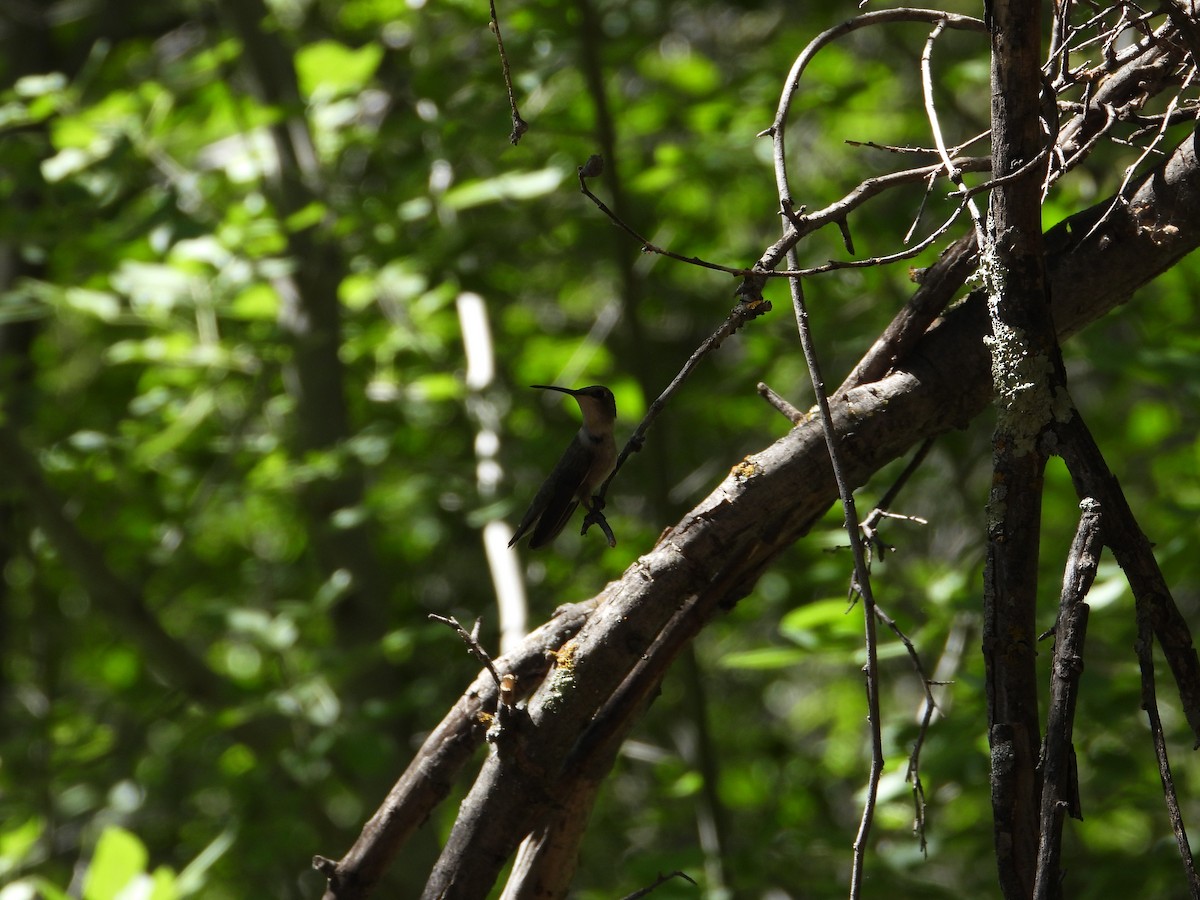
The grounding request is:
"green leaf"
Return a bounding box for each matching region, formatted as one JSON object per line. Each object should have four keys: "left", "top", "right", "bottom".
{"left": 228, "top": 283, "right": 281, "bottom": 320}
{"left": 61, "top": 287, "right": 123, "bottom": 321}
{"left": 442, "top": 169, "right": 566, "bottom": 211}
{"left": 0, "top": 817, "right": 43, "bottom": 878}
{"left": 718, "top": 646, "right": 807, "bottom": 670}
{"left": 82, "top": 828, "right": 147, "bottom": 900}
{"left": 284, "top": 201, "right": 327, "bottom": 232}
{"left": 148, "top": 867, "right": 178, "bottom": 900}
{"left": 779, "top": 598, "right": 860, "bottom": 638}
{"left": 295, "top": 40, "right": 383, "bottom": 97}
{"left": 111, "top": 261, "right": 197, "bottom": 317}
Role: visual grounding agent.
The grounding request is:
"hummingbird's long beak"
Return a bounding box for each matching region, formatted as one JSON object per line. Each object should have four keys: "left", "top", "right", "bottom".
{"left": 528, "top": 383, "right": 616, "bottom": 436}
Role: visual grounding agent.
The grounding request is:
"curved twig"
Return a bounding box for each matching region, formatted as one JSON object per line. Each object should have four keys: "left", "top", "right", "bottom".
{"left": 920, "top": 20, "right": 986, "bottom": 243}
{"left": 764, "top": 9, "right": 988, "bottom": 228}
{"left": 580, "top": 156, "right": 989, "bottom": 281}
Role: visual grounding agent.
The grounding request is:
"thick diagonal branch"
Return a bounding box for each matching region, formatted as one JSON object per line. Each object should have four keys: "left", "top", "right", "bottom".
{"left": 317, "top": 601, "right": 594, "bottom": 900}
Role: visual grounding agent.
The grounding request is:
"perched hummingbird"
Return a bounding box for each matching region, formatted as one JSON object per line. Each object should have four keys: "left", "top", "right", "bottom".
{"left": 508, "top": 384, "right": 617, "bottom": 549}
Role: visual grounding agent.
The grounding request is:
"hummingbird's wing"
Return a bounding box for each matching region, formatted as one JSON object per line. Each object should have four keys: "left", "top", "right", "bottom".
{"left": 529, "top": 496, "right": 579, "bottom": 549}
{"left": 509, "top": 436, "right": 590, "bottom": 549}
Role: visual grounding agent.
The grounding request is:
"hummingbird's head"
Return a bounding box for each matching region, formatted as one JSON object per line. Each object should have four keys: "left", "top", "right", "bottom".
{"left": 532, "top": 384, "right": 617, "bottom": 433}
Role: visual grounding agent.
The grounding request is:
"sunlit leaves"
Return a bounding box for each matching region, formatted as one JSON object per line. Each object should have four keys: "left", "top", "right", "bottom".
{"left": 295, "top": 40, "right": 384, "bottom": 100}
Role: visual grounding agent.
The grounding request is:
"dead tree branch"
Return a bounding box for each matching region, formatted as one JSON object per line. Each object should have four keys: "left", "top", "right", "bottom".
{"left": 320, "top": 128, "right": 1200, "bottom": 897}
{"left": 317, "top": 601, "right": 594, "bottom": 900}
{"left": 318, "top": 7, "right": 1200, "bottom": 895}
{"left": 1033, "top": 499, "right": 1101, "bottom": 899}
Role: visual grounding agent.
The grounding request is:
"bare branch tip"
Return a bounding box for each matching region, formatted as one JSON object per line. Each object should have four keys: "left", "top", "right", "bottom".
{"left": 509, "top": 115, "right": 529, "bottom": 144}
{"left": 757, "top": 382, "right": 805, "bottom": 424}
{"left": 312, "top": 856, "right": 337, "bottom": 876}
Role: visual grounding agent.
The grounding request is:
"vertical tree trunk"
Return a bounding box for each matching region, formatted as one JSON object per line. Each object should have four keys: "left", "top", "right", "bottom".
{"left": 983, "top": 2, "right": 1062, "bottom": 897}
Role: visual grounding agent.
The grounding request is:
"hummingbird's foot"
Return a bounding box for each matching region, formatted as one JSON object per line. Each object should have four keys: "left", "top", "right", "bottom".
{"left": 580, "top": 496, "right": 617, "bottom": 548}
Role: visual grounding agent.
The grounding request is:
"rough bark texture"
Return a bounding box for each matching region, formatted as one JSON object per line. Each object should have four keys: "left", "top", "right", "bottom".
{"left": 315, "top": 602, "right": 595, "bottom": 898}
{"left": 1033, "top": 500, "right": 1100, "bottom": 900}
{"left": 982, "top": 1, "right": 1059, "bottom": 896}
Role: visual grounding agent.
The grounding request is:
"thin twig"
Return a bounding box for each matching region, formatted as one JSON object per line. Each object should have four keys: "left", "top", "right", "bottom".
{"left": 487, "top": 0, "right": 529, "bottom": 144}
{"left": 859, "top": 438, "right": 934, "bottom": 563}
{"left": 872, "top": 599, "right": 940, "bottom": 855}
{"left": 874, "top": 438, "right": 935, "bottom": 516}
{"left": 429, "top": 614, "right": 503, "bottom": 693}
{"left": 580, "top": 155, "right": 990, "bottom": 284}
{"left": 585, "top": 298, "right": 772, "bottom": 518}
{"left": 1047, "top": 0, "right": 1075, "bottom": 87}
{"left": 784, "top": 273, "right": 884, "bottom": 900}
{"left": 852, "top": 437, "right": 939, "bottom": 854}
{"left": 921, "top": 21, "right": 987, "bottom": 243}
{"left": 845, "top": 129, "right": 991, "bottom": 155}
{"left": 903, "top": 170, "right": 939, "bottom": 245}
{"left": 780, "top": 226, "right": 884, "bottom": 900}
{"left": 618, "top": 871, "right": 698, "bottom": 900}
{"left": 764, "top": 9, "right": 986, "bottom": 242}
{"left": 1047, "top": 101, "right": 1117, "bottom": 192}
{"left": 788, "top": 199, "right": 972, "bottom": 277}
{"left": 763, "top": 16, "right": 986, "bottom": 896}
{"left": 1136, "top": 608, "right": 1200, "bottom": 899}
{"left": 757, "top": 381, "right": 807, "bottom": 425}
{"left": 584, "top": 146, "right": 984, "bottom": 284}
{"left": 578, "top": 165, "right": 753, "bottom": 277}
{"left": 1082, "top": 66, "right": 1197, "bottom": 242}
{"left": 920, "top": 25, "right": 1057, "bottom": 211}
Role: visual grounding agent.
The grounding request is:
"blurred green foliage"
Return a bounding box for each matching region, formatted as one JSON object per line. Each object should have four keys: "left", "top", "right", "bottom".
{"left": 0, "top": 0, "right": 1197, "bottom": 898}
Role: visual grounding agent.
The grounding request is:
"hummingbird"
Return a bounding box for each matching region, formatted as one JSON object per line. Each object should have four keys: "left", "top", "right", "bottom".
{"left": 508, "top": 384, "right": 617, "bottom": 549}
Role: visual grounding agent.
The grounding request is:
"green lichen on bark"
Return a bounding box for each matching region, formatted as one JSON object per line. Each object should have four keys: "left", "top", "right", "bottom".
{"left": 980, "top": 225, "right": 1060, "bottom": 457}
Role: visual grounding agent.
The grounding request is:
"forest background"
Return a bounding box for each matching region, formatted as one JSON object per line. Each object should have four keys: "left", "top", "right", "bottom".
{"left": 1, "top": 0, "right": 1199, "bottom": 898}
